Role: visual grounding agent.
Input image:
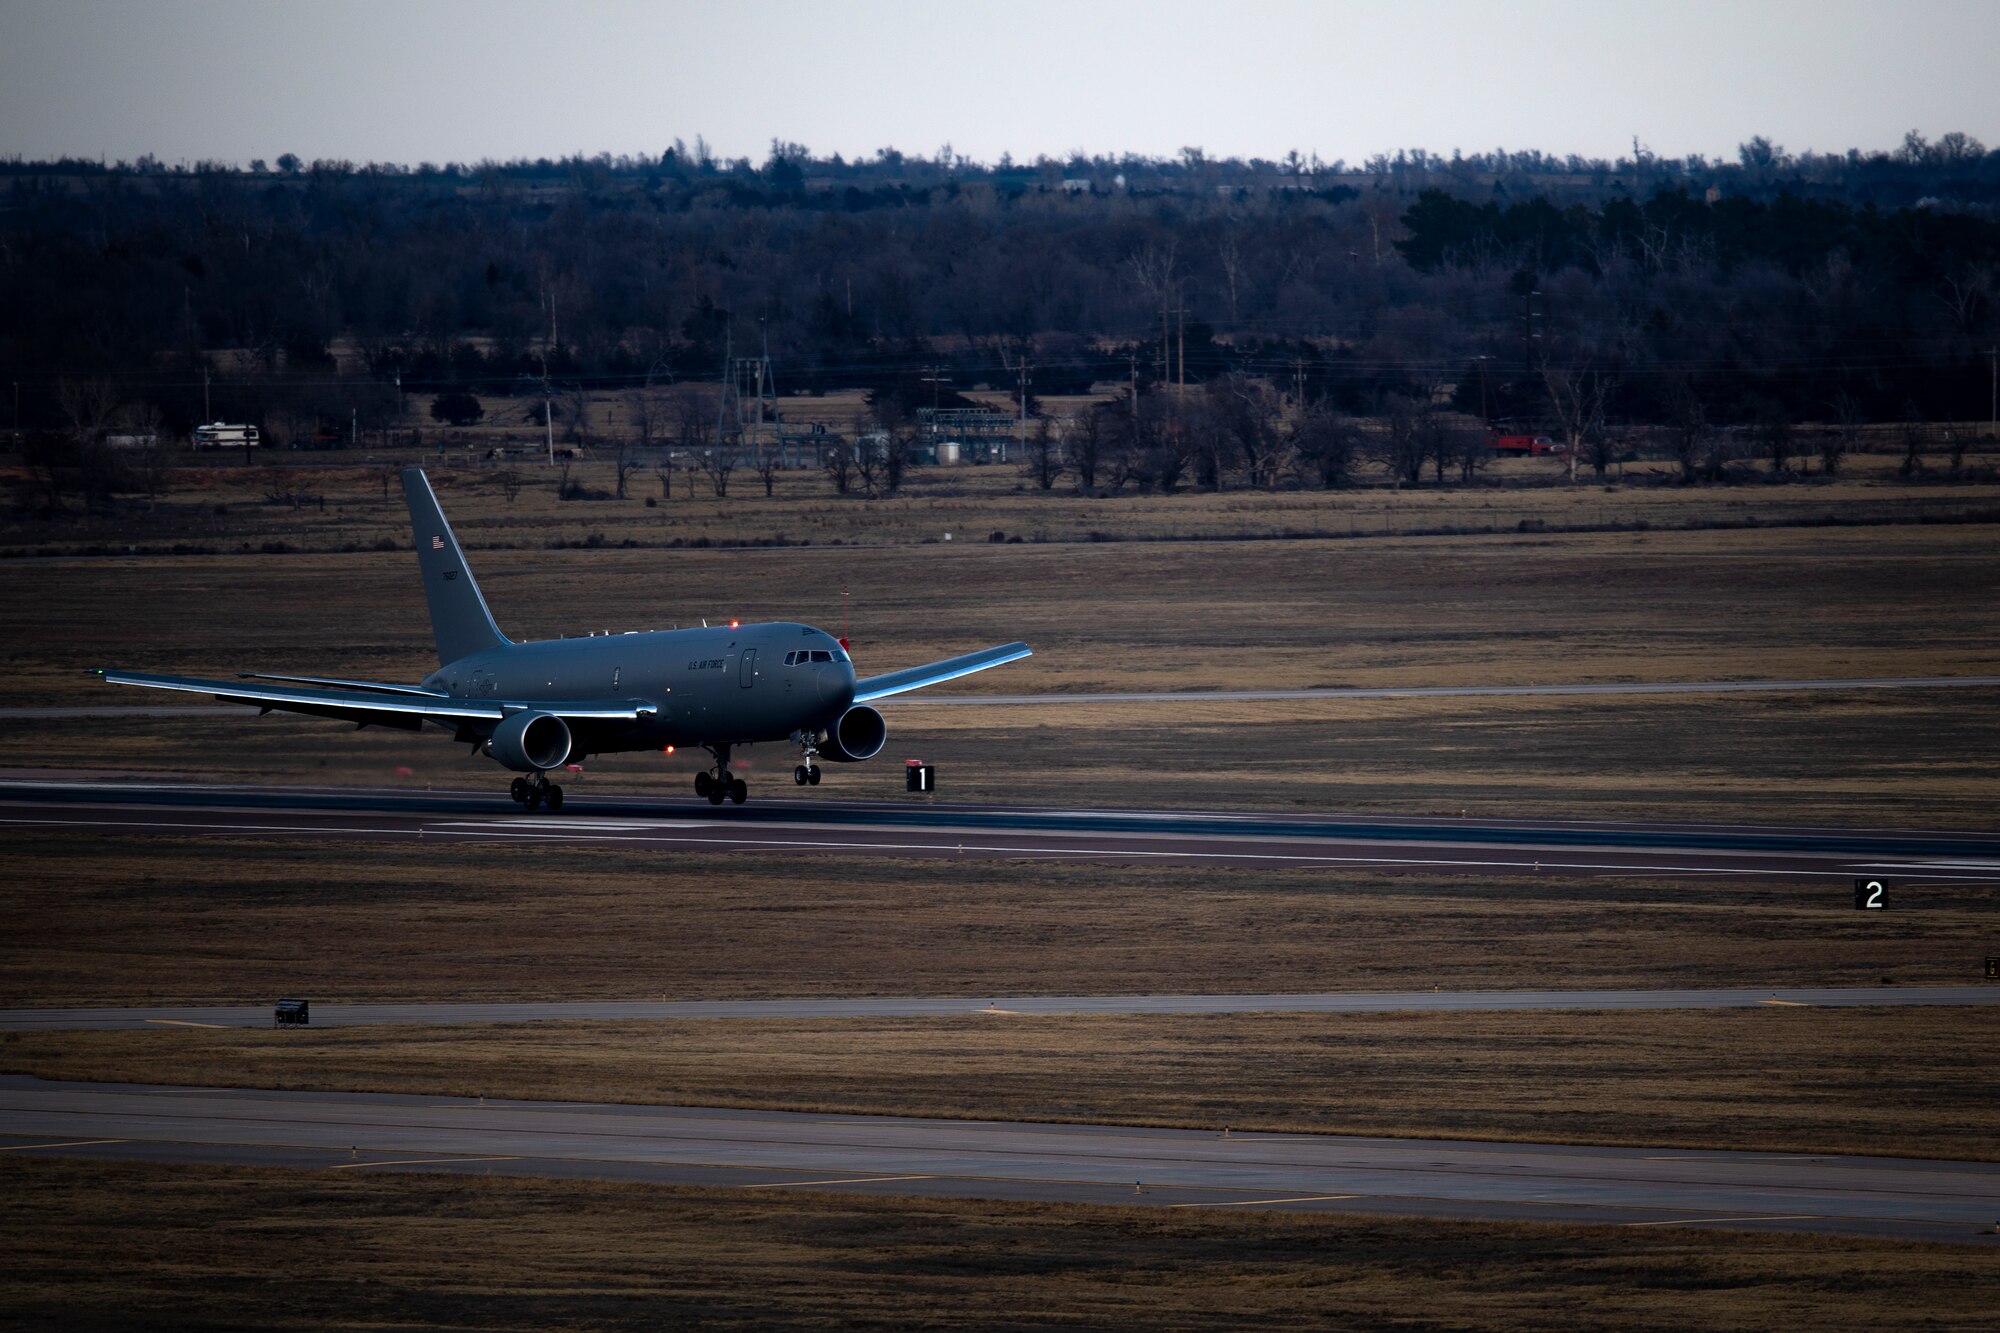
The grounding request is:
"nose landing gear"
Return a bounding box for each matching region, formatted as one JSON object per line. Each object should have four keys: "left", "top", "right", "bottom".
{"left": 695, "top": 745, "right": 748, "bottom": 805}
{"left": 509, "top": 772, "right": 563, "bottom": 812}
{"left": 791, "top": 731, "right": 823, "bottom": 787}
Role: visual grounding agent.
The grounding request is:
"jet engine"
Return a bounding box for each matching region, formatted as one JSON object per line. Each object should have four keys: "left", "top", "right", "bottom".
{"left": 487, "top": 711, "right": 572, "bottom": 772}
{"left": 821, "top": 704, "right": 887, "bottom": 762}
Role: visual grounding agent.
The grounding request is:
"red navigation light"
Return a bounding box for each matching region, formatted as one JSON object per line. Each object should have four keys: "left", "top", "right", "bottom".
{"left": 663, "top": 745, "right": 675, "bottom": 755}
{"left": 728, "top": 618, "right": 740, "bottom": 629}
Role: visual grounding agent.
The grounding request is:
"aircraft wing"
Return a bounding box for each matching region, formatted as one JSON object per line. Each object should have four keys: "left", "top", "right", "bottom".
{"left": 97, "top": 670, "right": 655, "bottom": 730}
{"left": 850, "top": 642, "right": 1032, "bottom": 703}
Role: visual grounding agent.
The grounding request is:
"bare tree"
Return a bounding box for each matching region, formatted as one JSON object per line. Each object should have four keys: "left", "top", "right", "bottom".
{"left": 1899, "top": 401, "right": 1926, "bottom": 477}
{"left": 1664, "top": 377, "right": 1708, "bottom": 483}
{"left": 558, "top": 385, "right": 592, "bottom": 450}
{"left": 822, "top": 440, "right": 855, "bottom": 496}
{"left": 671, "top": 385, "right": 718, "bottom": 452}
{"left": 1541, "top": 358, "right": 1612, "bottom": 484}
{"left": 1756, "top": 404, "right": 1794, "bottom": 478}
{"left": 753, "top": 453, "right": 781, "bottom": 497}
{"left": 653, "top": 457, "right": 674, "bottom": 500}
{"left": 1378, "top": 394, "right": 1428, "bottom": 487}
{"left": 1289, "top": 405, "right": 1359, "bottom": 489}
{"left": 496, "top": 469, "right": 523, "bottom": 504}
{"left": 46, "top": 378, "right": 124, "bottom": 510}
{"left": 625, "top": 390, "right": 661, "bottom": 452}
{"left": 613, "top": 444, "right": 639, "bottom": 500}
{"left": 1824, "top": 388, "right": 1861, "bottom": 479}
{"left": 1070, "top": 404, "right": 1108, "bottom": 492}
{"left": 1024, "top": 415, "right": 1064, "bottom": 490}
{"left": 697, "top": 448, "right": 733, "bottom": 497}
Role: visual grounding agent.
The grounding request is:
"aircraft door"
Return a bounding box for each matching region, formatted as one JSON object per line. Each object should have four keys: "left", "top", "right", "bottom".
{"left": 739, "top": 648, "right": 757, "bottom": 689}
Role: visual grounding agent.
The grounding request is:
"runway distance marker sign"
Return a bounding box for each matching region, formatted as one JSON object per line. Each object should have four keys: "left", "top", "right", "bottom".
{"left": 1853, "top": 879, "right": 1889, "bottom": 910}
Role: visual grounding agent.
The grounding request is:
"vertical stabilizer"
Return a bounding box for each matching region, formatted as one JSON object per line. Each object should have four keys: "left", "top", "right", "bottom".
{"left": 403, "top": 468, "right": 509, "bottom": 665}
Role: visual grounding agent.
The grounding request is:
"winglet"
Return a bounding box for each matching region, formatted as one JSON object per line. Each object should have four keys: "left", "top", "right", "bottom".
{"left": 403, "top": 468, "right": 510, "bottom": 666}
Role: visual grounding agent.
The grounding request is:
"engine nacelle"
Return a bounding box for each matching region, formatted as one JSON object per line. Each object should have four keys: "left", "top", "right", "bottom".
{"left": 487, "top": 711, "right": 572, "bottom": 772}
{"left": 821, "top": 704, "right": 887, "bottom": 763}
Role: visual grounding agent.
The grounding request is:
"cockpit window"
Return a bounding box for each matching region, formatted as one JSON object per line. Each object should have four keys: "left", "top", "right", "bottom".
{"left": 810, "top": 649, "right": 833, "bottom": 662}
{"left": 834, "top": 650, "right": 850, "bottom": 663}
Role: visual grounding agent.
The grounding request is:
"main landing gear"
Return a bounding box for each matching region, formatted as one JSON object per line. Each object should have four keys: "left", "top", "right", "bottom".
{"left": 695, "top": 744, "right": 747, "bottom": 806}
{"left": 509, "top": 773, "right": 564, "bottom": 812}
{"left": 792, "top": 730, "right": 822, "bottom": 788}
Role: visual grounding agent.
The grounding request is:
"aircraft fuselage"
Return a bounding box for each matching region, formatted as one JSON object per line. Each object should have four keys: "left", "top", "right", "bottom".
{"left": 421, "top": 621, "right": 857, "bottom": 756}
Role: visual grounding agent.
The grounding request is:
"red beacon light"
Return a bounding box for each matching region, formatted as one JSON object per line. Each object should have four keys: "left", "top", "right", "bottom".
{"left": 728, "top": 618, "right": 740, "bottom": 629}
{"left": 663, "top": 745, "right": 675, "bottom": 755}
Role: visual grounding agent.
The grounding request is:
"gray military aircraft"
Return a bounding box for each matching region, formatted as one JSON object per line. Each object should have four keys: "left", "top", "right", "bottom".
{"left": 99, "top": 468, "right": 1030, "bottom": 810}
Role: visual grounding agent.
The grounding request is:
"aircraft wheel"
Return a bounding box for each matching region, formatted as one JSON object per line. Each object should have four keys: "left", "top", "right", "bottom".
{"left": 706, "top": 784, "right": 726, "bottom": 806}
{"left": 510, "top": 777, "right": 529, "bottom": 803}
{"left": 694, "top": 772, "right": 712, "bottom": 798}
{"left": 729, "top": 778, "right": 748, "bottom": 805}
{"left": 545, "top": 785, "right": 563, "bottom": 813}
{"left": 525, "top": 787, "right": 544, "bottom": 811}
{"left": 794, "top": 765, "right": 810, "bottom": 786}
{"left": 807, "top": 767, "right": 821, "bottom": 786}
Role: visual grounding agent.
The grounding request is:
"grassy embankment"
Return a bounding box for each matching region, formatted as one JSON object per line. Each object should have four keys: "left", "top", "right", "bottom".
{"left": 3, "top": 1158, "right": 1994, "bottom": 1331}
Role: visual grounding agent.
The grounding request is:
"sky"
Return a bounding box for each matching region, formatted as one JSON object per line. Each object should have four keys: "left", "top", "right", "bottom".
{"left": 2, "top": 0, "right": 1996, "bottom": 169}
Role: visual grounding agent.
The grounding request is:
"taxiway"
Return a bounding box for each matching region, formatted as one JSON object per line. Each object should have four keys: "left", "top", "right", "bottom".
{"left": 5, "top": 777, "right": 2000, "bottom": 882}
{"left": 3, "top": 1077, "right": 1992, "bottom": 1244}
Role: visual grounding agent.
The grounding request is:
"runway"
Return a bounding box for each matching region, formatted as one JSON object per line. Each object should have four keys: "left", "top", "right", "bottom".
{"left": 3, "top": 1077, "right": 1992, "bottom": 1244}
{"left": 7, "top": 776, "right": 2000, "bottom": 882}
{"left": 8, "top": 672, "right": 2000, "bottom": 719}
{"left": 8, "top": 985, "right": 1997, "bottom": 1032}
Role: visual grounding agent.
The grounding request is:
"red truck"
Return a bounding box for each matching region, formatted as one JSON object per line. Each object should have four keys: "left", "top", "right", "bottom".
{"left": 1488, "top": 431, "right": 1556, "bottom": 455}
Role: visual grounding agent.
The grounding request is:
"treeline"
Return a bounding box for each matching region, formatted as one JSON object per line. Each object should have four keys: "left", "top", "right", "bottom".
{"left": 3, "top": 132, "right": 1997, "bottom": 460}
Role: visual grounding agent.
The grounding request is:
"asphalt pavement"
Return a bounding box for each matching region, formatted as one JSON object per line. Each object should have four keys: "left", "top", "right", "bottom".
{"left": 6, "top": 777, "right": 2000, "bottom": 882}
{"left": 4, "top": 1076, "right": 1993, "bottom": 1244}
{"left": 7, "top": 985, "right": 1997, "bottom": 1032}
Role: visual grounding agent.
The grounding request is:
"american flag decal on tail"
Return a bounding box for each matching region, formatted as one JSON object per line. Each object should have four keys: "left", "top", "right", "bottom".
{"left": 432, "top": 535, "right": 445, "bottom": 550}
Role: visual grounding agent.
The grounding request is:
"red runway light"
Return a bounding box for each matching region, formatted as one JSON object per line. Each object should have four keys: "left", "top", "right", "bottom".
{"left": 663, "top": 745, "right": 675, "bottom": 755}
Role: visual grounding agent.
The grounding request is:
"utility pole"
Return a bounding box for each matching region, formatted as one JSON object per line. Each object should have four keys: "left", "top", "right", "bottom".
{"left": 754, "top": 317, "right": 769, "bottom": 471}
{"left": 202, "top": 365, "right": 210, "bottom": 422}
{"left": 1176, "top": 303, "right": 1186, "bottom": 394}
{"left": 1016, "top": 357, "right": 1031, "bottom": 464}
{"left": 713, "top": 326, "right": 734, "bottom": 456}
{"left": 545, "top": 291, "right": 558, "bottom": 466}
{"left": 1521, "top": 284, "right": 1541, "bottom": 379}
{"left": 1989, "top": 346, "right": 1997, "bottom": 439}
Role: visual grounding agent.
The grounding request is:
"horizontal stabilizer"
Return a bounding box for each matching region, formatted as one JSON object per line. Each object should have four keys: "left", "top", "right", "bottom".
{"left": 851, "top": 642, "right": 1032, "bottom": 703}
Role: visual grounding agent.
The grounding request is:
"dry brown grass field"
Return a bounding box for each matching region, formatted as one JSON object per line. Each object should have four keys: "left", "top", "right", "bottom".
{"left": 6, "top": 1158, "right": 1990, "bottom": 1332}
{"left": 6, "top": 446, "right": 2000, "bottom": 558}
{"left": 11, "top": 1006, "right": 1997, "bottom": 1159}
{"left": 6, "top": 834, "right": 1994, "bottom": 1007}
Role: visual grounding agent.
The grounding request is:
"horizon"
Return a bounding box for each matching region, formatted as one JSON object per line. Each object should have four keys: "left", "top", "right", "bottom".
{"left": 4, "top": 0, "right": 1997, "bottom": 171}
